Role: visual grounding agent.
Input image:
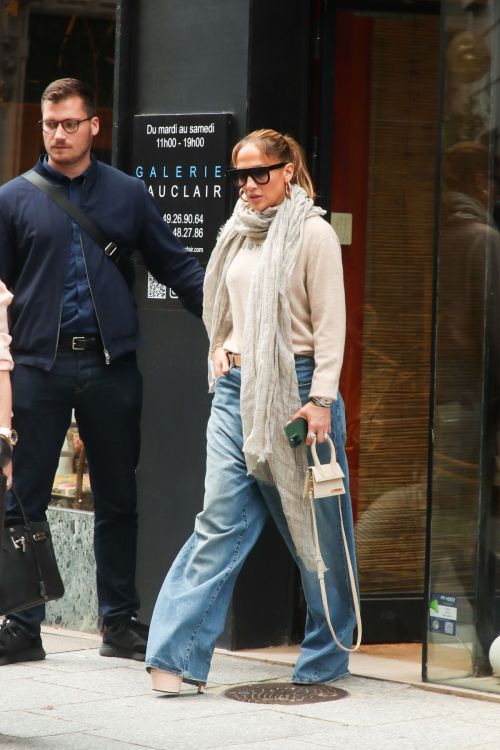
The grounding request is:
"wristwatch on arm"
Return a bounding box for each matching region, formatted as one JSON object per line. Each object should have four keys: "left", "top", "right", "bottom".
{"left": 0, "top": 427, "right": 17, "bottom": 471}
{"left": 0, "top": 427, "right": 18, "bottom": 446}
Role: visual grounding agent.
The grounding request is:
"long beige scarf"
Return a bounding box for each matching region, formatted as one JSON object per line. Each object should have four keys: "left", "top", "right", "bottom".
{"left": 203, "top": 185, "right": 325, "bottom": 570}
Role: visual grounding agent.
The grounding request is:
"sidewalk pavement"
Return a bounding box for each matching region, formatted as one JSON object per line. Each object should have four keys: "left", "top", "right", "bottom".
{"left": 0, "top": 627, "right": 499, "bottom": 750}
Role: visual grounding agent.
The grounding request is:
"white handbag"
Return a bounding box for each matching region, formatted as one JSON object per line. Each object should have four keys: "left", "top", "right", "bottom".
{"left": 305, "top": 435, "right": 346, "bottom": 499}
{"left": 305, "top": 435, "right": 362, "bottom": 653}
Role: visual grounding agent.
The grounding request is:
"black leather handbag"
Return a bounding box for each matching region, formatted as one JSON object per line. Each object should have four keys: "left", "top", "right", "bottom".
{"left": 0, "top": 457, "right": 64, "bottom": 614}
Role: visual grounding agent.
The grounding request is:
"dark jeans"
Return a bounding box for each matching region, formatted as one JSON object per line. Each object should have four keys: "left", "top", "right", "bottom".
{"left": 7, "top": 349, "right": 142, "bottom": 635}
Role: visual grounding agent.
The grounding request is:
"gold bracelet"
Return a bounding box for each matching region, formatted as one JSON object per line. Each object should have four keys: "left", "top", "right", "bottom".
{"left": 311, "top": 396, "right": 333, "bottom": 408}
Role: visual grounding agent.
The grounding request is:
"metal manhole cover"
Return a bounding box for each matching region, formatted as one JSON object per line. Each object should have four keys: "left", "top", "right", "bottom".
{"left": 224, "top": 682, "right": 348, "bottom": 705}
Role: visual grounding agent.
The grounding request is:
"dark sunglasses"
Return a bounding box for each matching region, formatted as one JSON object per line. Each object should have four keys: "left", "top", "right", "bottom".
{"left": 226, "top": 162, "right": 286, "bottom": 187}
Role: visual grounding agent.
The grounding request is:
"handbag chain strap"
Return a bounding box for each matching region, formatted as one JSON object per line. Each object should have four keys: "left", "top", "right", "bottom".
{"left": 308, "top": 437, "right": 362, "bottom": 653}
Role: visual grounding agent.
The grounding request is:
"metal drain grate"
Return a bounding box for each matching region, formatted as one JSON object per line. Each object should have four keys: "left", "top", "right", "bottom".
{"left": 224, "top": 682, "right": 348, "bottom": 705}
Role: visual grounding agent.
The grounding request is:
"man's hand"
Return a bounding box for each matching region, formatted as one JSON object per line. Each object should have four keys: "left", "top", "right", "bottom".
{"left": 2, "top": 462, "right": 12, "bottom": 489}
{"left": 0, "top": 435, "right": 12, "bottom": 488}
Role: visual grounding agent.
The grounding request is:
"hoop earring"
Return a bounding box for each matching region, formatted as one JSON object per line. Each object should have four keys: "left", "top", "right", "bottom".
{"left": 285, "top": 181, "right": 292, "bottom": 198}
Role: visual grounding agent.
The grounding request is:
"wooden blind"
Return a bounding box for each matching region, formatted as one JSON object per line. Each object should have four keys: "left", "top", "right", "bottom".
{"left": 355, "top": 16, "right": 439, "bottom": 594}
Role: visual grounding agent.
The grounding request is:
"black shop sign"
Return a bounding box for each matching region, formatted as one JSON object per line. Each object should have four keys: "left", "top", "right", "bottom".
{"left": 133, "top": 113, "right": 232, "bottom": 309}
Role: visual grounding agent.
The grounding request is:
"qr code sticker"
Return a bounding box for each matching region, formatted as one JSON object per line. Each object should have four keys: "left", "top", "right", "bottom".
{"left": 147, "top": 272, "right": 167, "bottom": 300}
{"left": 444, "top": 621, "right": 454, "bottom": 635}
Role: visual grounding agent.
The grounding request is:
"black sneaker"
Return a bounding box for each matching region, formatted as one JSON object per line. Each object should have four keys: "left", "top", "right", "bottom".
{"left": 99, "top": 617, "right": 149, "bottom": 661}
{"left": 0, "top": 618, "right": 46, "bottom": 666}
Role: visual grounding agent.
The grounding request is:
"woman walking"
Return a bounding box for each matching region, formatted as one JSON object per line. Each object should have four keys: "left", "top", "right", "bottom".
{"left": 146, "top": 129, "right": 359, "bottom": 693}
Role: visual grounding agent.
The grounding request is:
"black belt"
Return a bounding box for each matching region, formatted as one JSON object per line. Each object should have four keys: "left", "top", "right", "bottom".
{"left": 58, "top": 334, "right": 103, "bottom": 351}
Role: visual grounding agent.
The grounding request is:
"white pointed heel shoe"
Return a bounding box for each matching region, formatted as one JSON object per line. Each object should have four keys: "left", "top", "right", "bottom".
{"left": 150, "top": 668, "right": 204, "bottom": 695}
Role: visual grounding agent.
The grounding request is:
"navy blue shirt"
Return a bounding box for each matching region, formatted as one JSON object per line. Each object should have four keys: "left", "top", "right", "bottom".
{"left": 44, "top": 159, "right": 98, "bottom": 334}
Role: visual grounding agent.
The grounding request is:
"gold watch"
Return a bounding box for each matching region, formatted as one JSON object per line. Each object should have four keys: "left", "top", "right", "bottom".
{"left": 0, "top": 427, "right": 18, "bottom": 446}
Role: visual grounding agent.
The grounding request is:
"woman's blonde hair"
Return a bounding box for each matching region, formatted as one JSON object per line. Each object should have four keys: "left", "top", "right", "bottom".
{"left": 231, "top": 129, "right": 316, "bottom": 200}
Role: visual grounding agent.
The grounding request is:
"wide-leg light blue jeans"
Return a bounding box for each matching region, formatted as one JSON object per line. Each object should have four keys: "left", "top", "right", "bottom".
{"left": 146, "top": 356, "right": 358, "bottom": 684}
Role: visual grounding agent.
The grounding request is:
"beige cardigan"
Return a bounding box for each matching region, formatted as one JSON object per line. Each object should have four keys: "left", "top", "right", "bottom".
{"left": 223, "top": 215, "right": 345, "bottom": 400}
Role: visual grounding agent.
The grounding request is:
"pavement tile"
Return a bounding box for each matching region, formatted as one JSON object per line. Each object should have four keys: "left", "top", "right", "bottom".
{"left": 96, "top": 655, "right": 145, "bottom": 671}
{"left": 206, "top": 654, "right": 292, "bottom": 685}
{"left": 32, "top": 665, "right": 151, "bottom": 698}
{"left": 85, "top": 709, "right": 337, "bottom": 750}
{"left": 0, "top": 734, "right": 149, "bottom": 749}
{"left": 29, "top": 691, "right": 263, "bottom": 728}
{"left": 415, "top": 695, "right": 500, "bottom": 727}
{"left": 0, "top": 650, "right": 145, "bottom": 682}
{"left": 302, "top": 715, "right": 500, "bottom": 750}
{"left": 44, "top": 646, "right": 146, "bottom": 672}
{"left": 270, "top": 680, "right": 500, "bottom": 728}
{"left": 42, "top": 633, "right": 101, "bottom": 653}
{"left": 4, "top": 650, "right": 120, "bottom": 676}
{"left": 0, "top": 679, "right": 102, "bottom": 712}
{"left": 213, "top": 740, "right": 327, "bottom": 750}
{"left": 0, "top": 663, "right": 54, "bottom": 682}
{"left": 0, "top": 710, "right": 89, "bottom": 739}
{"left": 338, "top": 675, "right": 412, "bottom": 694}
{"left": 0, "top": 736, "right": 25, "bottom": 748}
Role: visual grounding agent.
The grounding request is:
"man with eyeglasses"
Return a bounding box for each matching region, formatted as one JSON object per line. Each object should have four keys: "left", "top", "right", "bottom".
{"left": 0, "top": 78, "right": 204, "bottom": 665}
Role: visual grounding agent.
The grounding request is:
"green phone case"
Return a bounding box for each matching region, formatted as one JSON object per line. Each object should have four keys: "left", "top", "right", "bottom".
{"left": 284, "top": 417, "right": 308, "bottom": 448}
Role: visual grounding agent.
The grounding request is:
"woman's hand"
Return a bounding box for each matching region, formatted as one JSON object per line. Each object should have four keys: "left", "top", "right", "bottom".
{"left": 2, "top": 461, "right": 12, "bottom": 489}
{"left": 212, "top": 347, "right": 230, "bottom": 378}
{"left": 0, "top": 435, "right": 12, "bottom": 489}
{"left": 290, "top": 402, "right": 332, "bottom": 445}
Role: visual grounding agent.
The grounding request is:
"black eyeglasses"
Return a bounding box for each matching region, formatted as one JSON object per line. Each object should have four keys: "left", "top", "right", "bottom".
{"left": 38, "top": 116, "right": 94, "bottom": 134}
{"left": 226, "top": 162, "right": 286, "bottom": 187}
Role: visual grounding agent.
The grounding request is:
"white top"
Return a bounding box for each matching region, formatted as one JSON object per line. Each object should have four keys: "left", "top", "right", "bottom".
{"left": 223, "top": 215, "right": 345, "bottom": 399}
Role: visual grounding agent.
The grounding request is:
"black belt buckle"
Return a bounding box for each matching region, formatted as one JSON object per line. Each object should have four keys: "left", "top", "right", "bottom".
{"left": 71, "top": 336, "right": 87, "bottom": 351}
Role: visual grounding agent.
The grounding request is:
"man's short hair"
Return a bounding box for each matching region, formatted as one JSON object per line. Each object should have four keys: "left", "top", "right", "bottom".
{"left": 41, "top": 78, "right": 96, "bottom": 116}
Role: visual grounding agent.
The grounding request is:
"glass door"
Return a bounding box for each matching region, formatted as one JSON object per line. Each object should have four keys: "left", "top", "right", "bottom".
{"left": 425, "top": 0, "right": 500, "bottom": 695}
{"left": 329, "top": 5, "right": 440, "bottom": 641}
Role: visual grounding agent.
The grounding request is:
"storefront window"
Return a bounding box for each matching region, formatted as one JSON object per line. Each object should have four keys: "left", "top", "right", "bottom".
{"left": 333, "top": 7, "right": 441, "bottom": 640}
{"left": 0, "top": 1, "right": 116, "bottom": 511}
{"left": 426, "top": 0, "right": 500, "bottom": 694}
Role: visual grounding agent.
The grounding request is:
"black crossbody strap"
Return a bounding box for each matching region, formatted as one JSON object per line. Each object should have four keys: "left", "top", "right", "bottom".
{"left": 23, "top": 170, "right": 120, "bottom": 265}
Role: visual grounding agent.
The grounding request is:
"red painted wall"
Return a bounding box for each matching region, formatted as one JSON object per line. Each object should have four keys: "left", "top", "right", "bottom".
{"left": 332, "top": 11, "right": 372, "bottom": 515}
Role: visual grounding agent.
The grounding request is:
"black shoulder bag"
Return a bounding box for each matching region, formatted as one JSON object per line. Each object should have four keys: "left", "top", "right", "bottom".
{"left": 23, "top": 170, "right": 133, "bottom": 287}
